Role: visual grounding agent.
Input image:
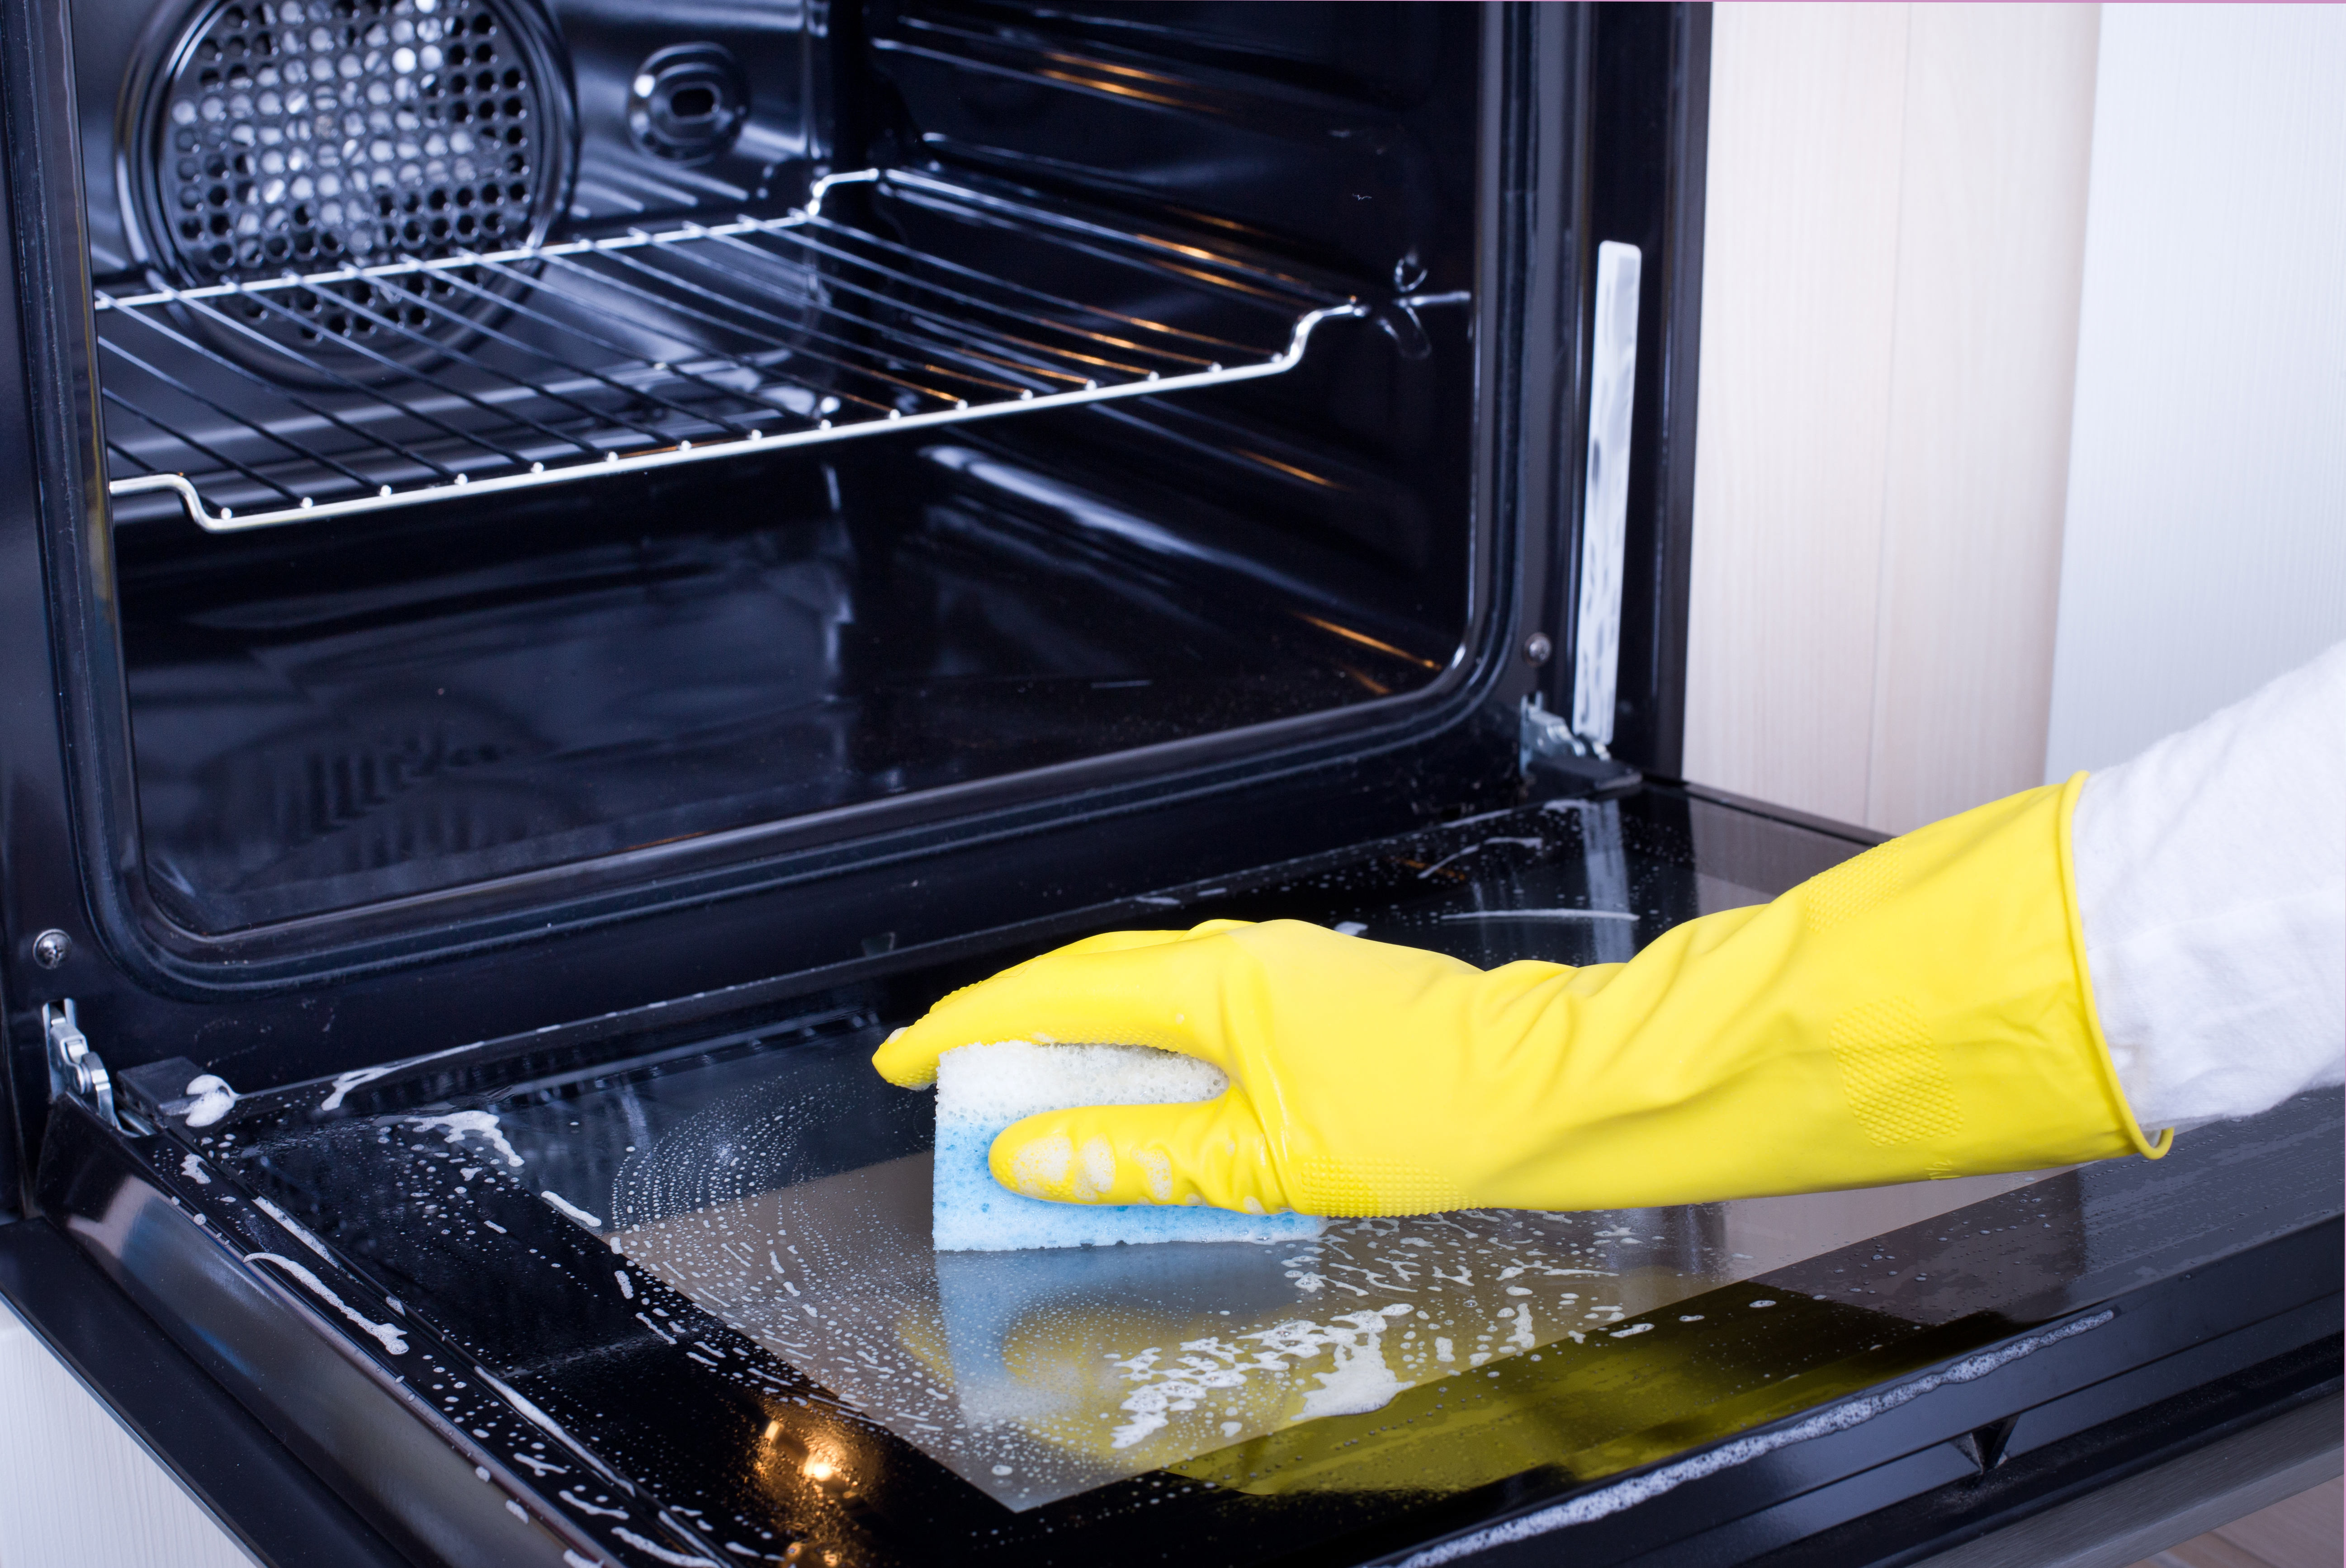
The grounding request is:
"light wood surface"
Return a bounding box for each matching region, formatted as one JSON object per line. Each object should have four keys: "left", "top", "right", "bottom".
{"left": 1683, "top": 1, "right": 1912, "bottom": 829}
{"left": 1684, "top": 4, "right": 2101, "bottom": 834}
{"left": 2128, "top": 1477, "right": 2344, "bottom": 1568}
{"left": 0, "top": 1301, "right": 254, "bottom": 1568}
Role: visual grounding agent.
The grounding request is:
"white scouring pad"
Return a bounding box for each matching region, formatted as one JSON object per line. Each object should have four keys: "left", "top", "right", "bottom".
{"left": 931, "top": 1041, "right": 1324, "bottom": 1252}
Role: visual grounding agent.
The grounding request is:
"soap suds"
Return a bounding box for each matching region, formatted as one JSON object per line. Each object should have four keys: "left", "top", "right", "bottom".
{"left": 611, "top": 1526, "right": 721, "bottom": 1567}
{"left": 254, "top": 1195, "right": 337, "bottom": 1268}
{"left": 1414, "top": 838, "right": 1547, "bottom": 880}
{"left": 409, "top": 1111, "right": 524, "bottom": 1169}
{"left": 319, "top": 1064, "right": 395, "bottom": 1113}
{"left": 179, "top": 1154, "right": 210, "bottom": 1185}
{"left": 558, "top": 1487, "right": 628, "bottom": 1520}
{"left": 184, "top": 1075, "right": 237, "bottom": 1129}
{"left": 477, "top": 1368, "right": 629, "bottom": 1488}
{"left": 246, "top": 1251, "right": 407, "bottom": 1355}
{"left": 1295, "top": 1308, "right": 1412, "bottom": 1420}
{"left": 541, "top": 1190, "right": 604, "bottom": 1229}
{"left": 1106, "top": 1305, "right": 1414, "bottom": 1450}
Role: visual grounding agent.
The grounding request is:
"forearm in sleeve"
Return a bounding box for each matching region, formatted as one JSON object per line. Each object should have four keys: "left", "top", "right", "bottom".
{"left": 2072, "top": 640, "right": 2346, "bottom": 1130}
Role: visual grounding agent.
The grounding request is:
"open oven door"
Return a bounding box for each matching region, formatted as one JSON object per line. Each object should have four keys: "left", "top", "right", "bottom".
{"left": 3, "top": 775, "right": 2338, "bottom": 1568}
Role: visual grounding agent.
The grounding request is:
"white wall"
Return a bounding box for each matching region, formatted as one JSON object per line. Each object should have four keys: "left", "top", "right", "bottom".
{"left": 2043, "top": 4, "right": 2346, "bottom": 778}
{"left": 1684, "top": 4, "right": 2102, "bottom": 835}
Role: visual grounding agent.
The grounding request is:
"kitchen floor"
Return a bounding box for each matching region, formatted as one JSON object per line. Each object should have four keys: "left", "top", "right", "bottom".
{"left": 2126, "top": 1477, "right": 2344, "bottom": 1568}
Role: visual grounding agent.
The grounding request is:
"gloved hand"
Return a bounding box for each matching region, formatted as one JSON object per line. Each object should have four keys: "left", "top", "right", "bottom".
{"left": 873, "top": 777, "right": 2169, "bottom": 1215}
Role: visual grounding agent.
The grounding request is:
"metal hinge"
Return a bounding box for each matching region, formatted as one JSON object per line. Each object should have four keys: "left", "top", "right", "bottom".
{"left": 1519, "top": 695, "right": 1642, "bottom": 799}
{"left": 43, "top": 1000, "right": 120, "bottom": 1131}
{"left": 1520, "top": 694, "right": 1603, "bottom": 765}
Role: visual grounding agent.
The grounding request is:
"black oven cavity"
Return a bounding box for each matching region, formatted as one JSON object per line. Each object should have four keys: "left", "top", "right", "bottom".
{"left": 69, "top": 0, "right": 1479, "bottom": 944}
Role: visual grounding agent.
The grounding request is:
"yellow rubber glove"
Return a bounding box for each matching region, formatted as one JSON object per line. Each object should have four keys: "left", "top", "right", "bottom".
{"left": 873, "top": 776, "right": 2169, "bottom": 1215}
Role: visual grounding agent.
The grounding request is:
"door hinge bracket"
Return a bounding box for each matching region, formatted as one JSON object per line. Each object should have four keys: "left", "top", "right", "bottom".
{"left": 1519, "top": 697, "right": 1642, "bottom": 799}
{"left": 1520, "top": 694, "right": 1597, "bottom": 764}
{"left": 43, "top": 1000, "right": 120, "bottom": 1132}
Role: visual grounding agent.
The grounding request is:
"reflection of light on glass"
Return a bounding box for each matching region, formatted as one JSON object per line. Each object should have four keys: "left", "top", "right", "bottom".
{"left": 1034, "top": 67, "right": 1183, "bottom": 111}
{"left": 1237, "top": 449, "right": 1342, "bottom": 489}
{"left": 800, "top": 1436, "right": 847, "bottom": 1485}
{"left": 1295, "top": 614, "right": 1443, "bottom": 671}
{"left": 751, "top": 1416, "right": 808, "bottom": 1489}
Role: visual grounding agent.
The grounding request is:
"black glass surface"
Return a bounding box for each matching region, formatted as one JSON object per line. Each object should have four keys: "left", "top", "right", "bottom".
{"left": 126, "top": 790, "right": 2346, "bottom": 1566}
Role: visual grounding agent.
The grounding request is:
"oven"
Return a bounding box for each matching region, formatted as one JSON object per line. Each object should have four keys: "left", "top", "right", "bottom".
{"left": 0, "top": 3, "right": 2335, "bottom": 1565}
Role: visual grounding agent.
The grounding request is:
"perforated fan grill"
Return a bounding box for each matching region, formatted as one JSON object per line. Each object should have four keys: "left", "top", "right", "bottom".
{"left": 137, "top": 0, "right": 568, "bottom": 367}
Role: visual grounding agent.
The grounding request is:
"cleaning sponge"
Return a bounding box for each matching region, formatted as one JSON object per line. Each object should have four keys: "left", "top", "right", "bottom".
{"left": 932, "top": 1041, "right": 1324, "bottom": 1251}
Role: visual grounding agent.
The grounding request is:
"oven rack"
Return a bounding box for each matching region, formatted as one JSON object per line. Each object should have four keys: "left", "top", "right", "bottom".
{"left": 95, "top": 169, "right": 1456, "bottom": 534}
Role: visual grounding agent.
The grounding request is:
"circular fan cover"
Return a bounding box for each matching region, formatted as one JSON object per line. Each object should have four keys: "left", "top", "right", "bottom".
{"left": 138, "top": 0, "right": 570, "bottom": 360}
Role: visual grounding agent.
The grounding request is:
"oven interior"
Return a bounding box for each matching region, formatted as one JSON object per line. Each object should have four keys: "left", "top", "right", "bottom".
{"left": 71, "top": 0, "right": 1485, "bottom": 937}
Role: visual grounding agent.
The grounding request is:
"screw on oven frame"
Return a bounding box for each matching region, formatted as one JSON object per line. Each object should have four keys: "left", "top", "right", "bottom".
{"left": 1522, "top": 633, "right": 1554, "bottom": 666}
{"left": 32, "top": 930, "right": 71, "bottom": 969}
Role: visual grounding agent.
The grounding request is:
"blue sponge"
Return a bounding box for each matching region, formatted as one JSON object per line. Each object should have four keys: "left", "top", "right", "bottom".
{"left": 931, "top": 1042, "right": 1324, "bottom": 1252}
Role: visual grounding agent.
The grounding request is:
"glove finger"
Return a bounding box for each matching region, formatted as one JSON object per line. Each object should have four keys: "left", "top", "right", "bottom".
{"left": 987, "top": 1090, "right": 1290, "bottom": 1213}
{"left": 872, "top": 923, "right": 1252, "bottom": 1087}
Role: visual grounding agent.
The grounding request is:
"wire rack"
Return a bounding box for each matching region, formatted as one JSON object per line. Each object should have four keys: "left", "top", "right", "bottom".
{"left": 95, "top": 169, "right": 1461, "bottom": 534}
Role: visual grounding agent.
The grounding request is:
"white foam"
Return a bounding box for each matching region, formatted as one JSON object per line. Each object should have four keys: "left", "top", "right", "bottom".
{"left": 931, "top": 1042, "right": 1321, "bottom": 1251}
{"left": 246, "top": 1252, "right": 407, "bottom": 1356}
{"left": 935, "top": 1040, "right": 1228, "bottom": 1128}
{"left": 320, "top": 1064, "right": 395, "bottom": 1112}
{"left": 254, "top": 1195, "right": 337, "bottom": 1267}
{"left": 1295, "top": 1307, "right": 1411, "bottom": 1420}
{"left": 611, "top": 1526, "right": 720, "bottom": 1567}
{"left": 409, "top": 1111, "right": 524, "bottom": 1169}
{"left": 541, "top": 1190, "right": 604, "bottom": 1229}
{"left": 184, "top": 1075, "right": 237, "bottom": 1129}
{"left": 1106, "top": 1304, "right": 1413, "bottom": 1448}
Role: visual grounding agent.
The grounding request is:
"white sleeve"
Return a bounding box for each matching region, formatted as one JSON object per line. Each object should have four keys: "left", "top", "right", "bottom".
{"left": 2071, "top": 640, "right": 2346, "bottom": 1131}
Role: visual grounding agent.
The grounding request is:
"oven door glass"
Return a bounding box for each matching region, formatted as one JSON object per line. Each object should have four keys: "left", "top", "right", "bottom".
{"left": 131, "top": 785, "right": 2330, "bottom": 1567}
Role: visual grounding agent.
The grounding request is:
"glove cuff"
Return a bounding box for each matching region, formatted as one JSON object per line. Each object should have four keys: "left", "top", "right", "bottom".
{"left": 2053, "top": 771, "right": 2173, "bottom": 1161}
